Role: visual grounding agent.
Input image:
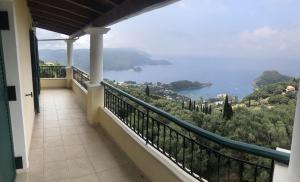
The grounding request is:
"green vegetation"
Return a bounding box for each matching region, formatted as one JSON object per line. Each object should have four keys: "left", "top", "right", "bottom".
{"left": 223, "top": 95, "right": 233, "bottom": 120}
{"left": 169, "top": 80, "right": 212, "bottom": 90}
{"left": 39, "top": 60, "right": 66, "bottom": 78}
{"left": 107, "top": 71, "right": 297, "bottom": 181}
{"left": 114, "top": 77, "right": 297, "bottom": 150}
{"left": 254, "top": 70, "right": 293, "bottom": 88}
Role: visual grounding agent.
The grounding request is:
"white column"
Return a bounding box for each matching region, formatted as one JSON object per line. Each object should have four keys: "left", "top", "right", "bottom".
{"left": 84, "top": 27, "right": 110, "bottom": 124}
{"left": 65, "top": 39, "right": 75, "bottom": 88}
{"left": 289, "top": 82, "right": 300, "bottom": 182}
{"left": 85, "top": 27, "right": 110, "bottom": 84}
{"left": 65, "top": 39, "right": 75, "bottom": 68}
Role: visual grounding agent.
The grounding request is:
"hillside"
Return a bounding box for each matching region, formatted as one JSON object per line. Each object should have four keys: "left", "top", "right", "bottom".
{"left": 39, "top": 48, "right": 171, "bottom": 72}
{"left": 254, "top": 70, "right": 293, "bottom": 88}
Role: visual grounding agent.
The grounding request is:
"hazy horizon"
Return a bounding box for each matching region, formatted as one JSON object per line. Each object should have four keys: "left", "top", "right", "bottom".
{"left": 37, "top": 0, "right": 300, "bottom": 60}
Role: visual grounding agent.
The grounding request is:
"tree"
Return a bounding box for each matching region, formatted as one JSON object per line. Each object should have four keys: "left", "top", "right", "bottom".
{"left": 188, "top": 99, "right": 192, "bottom": 110}
{"left": 223, "top": 95, "right": 233, "bottom": 120}
{"left": 145, "top": 85, "right": 150, "bottom": 96}
{"left": 182, "top": 100, "right": 185, "bottom": 109}
{"left": 208, "top": 105, "right": 212, "bottom": 114}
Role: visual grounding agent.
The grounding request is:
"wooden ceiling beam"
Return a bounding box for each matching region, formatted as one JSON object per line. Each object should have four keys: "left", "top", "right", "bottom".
{"left": 28, "top": 1, "right": 92, "bottom": 22}
{"left": 30, "top": 9, "right": 87, "bottom": 26}
{"left": 35, "top": 23, "right": 73, "bottom": 35}
{"left": 33, "top": 16, "right": 82, "bottom": 29}
{"left": 105, "top": 0, "right": 120, "bottom": 7}
{"left": 28, "top": 0, "right": 98, "bottom": 19}
{"left": 63, "top": 0, "right": 109, "bottom": 14}
{"left": 34, "top": 19, "right": 77, "bottom": 32}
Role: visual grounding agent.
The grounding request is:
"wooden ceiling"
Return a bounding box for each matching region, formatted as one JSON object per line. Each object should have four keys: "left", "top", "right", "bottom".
{"left": 28, "top": 0, "right": 176, "bottom": 36}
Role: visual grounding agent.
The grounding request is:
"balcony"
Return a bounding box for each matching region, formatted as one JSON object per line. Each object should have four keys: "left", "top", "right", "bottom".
{"left": 19, "top": 65, "right": 291, "bottom": 182}
{"left": 16, "top": 88, "right": 148, "bottom": 182}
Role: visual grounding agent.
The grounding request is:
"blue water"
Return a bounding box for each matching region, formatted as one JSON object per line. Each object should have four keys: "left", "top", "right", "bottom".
{"left": 104, "top": 57, "right": 300, "bottom": 100}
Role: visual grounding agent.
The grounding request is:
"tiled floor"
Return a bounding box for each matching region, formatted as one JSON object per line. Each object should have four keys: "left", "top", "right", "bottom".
{"left": 16, "top": 89, "right": 149, "bottom": 182}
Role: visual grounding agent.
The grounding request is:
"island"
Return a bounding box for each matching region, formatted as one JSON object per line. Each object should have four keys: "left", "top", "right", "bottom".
{"left": 168, "top": 80, "right": 212, "bottom": 90}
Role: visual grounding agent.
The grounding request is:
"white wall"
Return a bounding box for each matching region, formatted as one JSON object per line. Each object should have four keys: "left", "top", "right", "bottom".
{"left": 289, "top": 82, "right": 300, "bottom": 182}
{"left": 0, "top": 1, "right": 29, "bottom": 169}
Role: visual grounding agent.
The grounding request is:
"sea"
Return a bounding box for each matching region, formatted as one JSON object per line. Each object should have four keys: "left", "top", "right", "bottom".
{"left": 99, "top": 57, "right": 300, "bottom": 100}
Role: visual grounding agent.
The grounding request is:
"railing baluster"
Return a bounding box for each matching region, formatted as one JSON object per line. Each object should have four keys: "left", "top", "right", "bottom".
{"left": 100, "top": 82, "right": 285, "bottom": 182}
{"left": 191, "top": 141, "right": 194, "bottom": 174}
{"left": 163, "top": 124, "right": 166, "bottom": 153}
{"left": 175, "top": 132, "right": 179, "bottom": 162}
{"left": 146, "top": 109, "right": 149, "bottom": 144}
{"left": 182, "top": 136, "right": 186, "bottom": 169}
{"left": 239, "top": 162, "right": 244, "bottom": 182}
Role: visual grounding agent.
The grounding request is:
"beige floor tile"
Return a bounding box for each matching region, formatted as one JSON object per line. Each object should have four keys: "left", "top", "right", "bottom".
{"left": 76, "top": 126, "right": 97, "bottom": 135}
{"left": 60, "top": 126, "right": 78, "bottom": 136}
{"left": 27, "top": 170, "right": 44, "bottom": 182}
{"left": 64, "top": 145, "right": 87, "bottom": 159}
{"left": 32, "top": 129, "right": 44, "bottom": 139}
{"left": 45, "top": 136, "right": 64, "bottom": 148}
{"left": 78, "top": 133, "right": 102, "bottom": 144}
{"left": 44, "top": 161, "right": 69, "bottom": 181}
{"left": 27, "top": 89, "right": 147, "bottom": 182}
{"left": 30, "top": 138, "right": 44, "bottom": 149}
{"left": 62, "top": 135, "right": 82, "bottom": 146}
{"left": 97, "top": 164, "right": 148, "bottom": 182}
{"left": 44, "top": 120, "right": 60, "bottom": 128}
{"left": 45, "top": 147, "right": 66, "bottom": 162}
{"left": 15, "top": 173, "right": 28, "bottom": 182}
{"left": 83, "top": 143, "right": 106, "bottom": 157}
{"left": 28, "top": 160, "right": 44, "bottom": 173}
{"left": 89, "top": 152, "right": 128, "bottom": 172}
{"left": 71, "top": 174, "right": 100, "bottom": 182}
{"left": 67, "top": 158, "right": 94, "bottom": 178}
{"left": 45, "top": 127, "right": 61, "bottom": 138}
{"left": 58, "top": 120, "right": 76, "bottom": 127}
{"left": 29, "top": 149, "right": 44, "bottom": 163}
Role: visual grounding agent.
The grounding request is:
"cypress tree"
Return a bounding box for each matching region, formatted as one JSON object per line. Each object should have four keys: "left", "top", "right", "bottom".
{"left": 188, "top": 99, "right": 192, "bottom": 110}
{"left": 208, "top": 105, "right": 212, "bottom": 114}
{"left": 193, "top": 101, "right": 196, "bottom": 110}
{"left": 182, "top": 100, "right": 185, "bottom": 109}
{"left": 223, "top": 95, "right": 233, "bottom": 120}
{"left": 145, "top": 85, "right": 150, "bottom": 97}
{"left": 196, "top": 106, "right": 199, "bottom": 112}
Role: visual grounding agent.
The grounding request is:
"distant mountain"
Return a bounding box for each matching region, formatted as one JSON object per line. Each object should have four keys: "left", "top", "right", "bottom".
{"left": 254, "top": 70, "right": 293, "bottom": 88}
{"left": 39, "top": 48, "right": 171, "bottom": 72}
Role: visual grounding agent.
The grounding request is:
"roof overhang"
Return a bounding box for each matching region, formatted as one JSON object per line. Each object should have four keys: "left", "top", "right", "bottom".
{"left": 27, "top": 0, "right": 179, "bottom": 38}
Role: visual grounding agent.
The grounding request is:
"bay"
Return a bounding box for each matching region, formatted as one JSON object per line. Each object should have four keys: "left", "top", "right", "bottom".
{"left": 102, "top": 57, "right": 300, "bottom": 100}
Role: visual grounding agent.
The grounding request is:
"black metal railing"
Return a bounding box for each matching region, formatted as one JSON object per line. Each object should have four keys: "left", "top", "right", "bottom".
{"left": 39, "top": 65, "right": 66, "bottom": 78}
{"left": 102, "top": 81, "right": 290, "bottom": 182}
{"left": 72, "top": 66, "right": 90, "bottom": 89}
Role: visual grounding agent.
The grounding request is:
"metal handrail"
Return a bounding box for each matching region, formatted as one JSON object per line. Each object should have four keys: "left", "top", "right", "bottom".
{"left": 72, "top": 66, "right": 89, "bottom": 77}
{"left": 40, "top": 65, "right": 65, "bottom": 67}
{"left": 101, "top": 81, "right": 290, "bottom": 164}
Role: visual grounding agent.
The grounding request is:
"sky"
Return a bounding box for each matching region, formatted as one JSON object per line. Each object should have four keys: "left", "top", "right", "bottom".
{"left": 37, "top": 0, "right": 300, "bottom": 59}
